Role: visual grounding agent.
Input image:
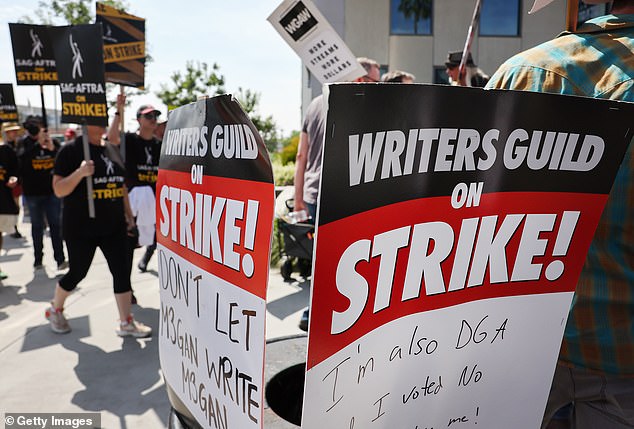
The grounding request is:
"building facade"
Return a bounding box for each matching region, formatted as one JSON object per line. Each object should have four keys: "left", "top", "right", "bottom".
{"left": 302, "top": 0, "right": 608, "bottom": 111}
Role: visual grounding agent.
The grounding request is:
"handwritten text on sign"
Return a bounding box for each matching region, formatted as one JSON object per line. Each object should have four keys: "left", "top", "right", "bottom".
{"left": 159, "top": 247, "right": 264, "bottom": 429}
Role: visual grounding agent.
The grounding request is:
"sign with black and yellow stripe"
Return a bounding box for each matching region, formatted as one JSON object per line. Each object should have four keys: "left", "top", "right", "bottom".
{"left": 9, "top": 23, "right": 58, "bottom": 85}
{"left": 0, "top": 84, "right": 19, "bottom": 123}
{"left": 96, "top": 2, "right": 145, "bottom": 88}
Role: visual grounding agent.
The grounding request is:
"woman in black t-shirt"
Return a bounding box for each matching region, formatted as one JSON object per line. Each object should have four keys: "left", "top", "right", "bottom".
{"left": 44, "top": 125, "right": 151, "bottom": 337}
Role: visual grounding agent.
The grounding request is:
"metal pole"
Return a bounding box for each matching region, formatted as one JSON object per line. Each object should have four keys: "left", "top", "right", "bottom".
{"left": 565, "top": 0, "right": 579, "bottom": 32}
{"left": 458, "top": 0, "right": 483, "bottom": 86}
{"left": 39, "top": 85, "right": 48, "bottom": 130}
{"left": 81, "top": 122, "right": 96, "bottom": 219}
{"left": 119, "top": 85, "right": 126, "bottom": 162}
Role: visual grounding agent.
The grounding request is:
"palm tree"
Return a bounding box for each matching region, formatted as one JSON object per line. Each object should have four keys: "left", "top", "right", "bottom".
{"left": 398, "top": 0, "right": 432, "bottom": 34}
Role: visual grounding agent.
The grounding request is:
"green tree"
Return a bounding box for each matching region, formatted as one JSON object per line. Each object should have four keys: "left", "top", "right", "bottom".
{"left": 25, "top": 0, "right": 129, "bottom": 25}
{"left": 279, "top": 131, "right": 299, "bottom": 165}
{"left": 156, "top": 61, "right": 225, "bottom": 111}
{"left": 398, "top": 0, "right": 432, "bottom": 34}
{"left": 235, "top": 88, "right": 279, "bottom": 152}
{"left": 25, "top": 0, "right": 147, "bottom": 107}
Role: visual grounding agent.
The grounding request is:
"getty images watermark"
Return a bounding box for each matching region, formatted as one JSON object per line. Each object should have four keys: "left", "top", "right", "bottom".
{"left": 4, "top": 413, "right": 100, "bottom": 429}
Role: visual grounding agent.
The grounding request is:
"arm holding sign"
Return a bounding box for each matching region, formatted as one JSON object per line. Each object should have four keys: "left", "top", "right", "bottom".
{"left": 52, "top": 159, "right": 94, "bottom": 198}
{"left": 293, "top": 131, "right": 309, "bottom": 213}
{"left": 107, "top": 93, "right": 125, "bottom": 146}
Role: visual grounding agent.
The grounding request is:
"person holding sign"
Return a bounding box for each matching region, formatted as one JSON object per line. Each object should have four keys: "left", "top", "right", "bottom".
{"left": 487, "top": 1, "right": 634, "bottom": 427}
{"left": 294, "top": 56, "right": 380, "bottom": 330}
{"left": 445, "top": 51, "right": 489, "bottom": 87}
{"left": 108, "top": 95, "right": 162, "bottom": 284}
{"left": 294, "top": 57, "right": 381, "bottom": 221}
{"left": 46, "top": 125, "right": 151, "bottom": 337}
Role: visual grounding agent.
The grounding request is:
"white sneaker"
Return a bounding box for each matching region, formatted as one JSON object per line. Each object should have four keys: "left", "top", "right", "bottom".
{"left": 116, "top": 316, "right": 152, "bottom": 338}
{"left": 45, "top": 304, "right": 71, "bottom": 334}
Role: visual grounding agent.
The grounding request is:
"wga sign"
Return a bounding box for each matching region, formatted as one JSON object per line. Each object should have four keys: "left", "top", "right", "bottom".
{"left": 280, "top": 1, "right": 318, "bottom": 41}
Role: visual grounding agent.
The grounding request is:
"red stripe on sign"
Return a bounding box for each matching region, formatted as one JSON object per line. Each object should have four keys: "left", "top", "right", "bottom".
{"left": 156, "top": 170, "right": 274, "bottom": 299}
{"left": 306, "top": 191, "right": 607, "bottom": 369}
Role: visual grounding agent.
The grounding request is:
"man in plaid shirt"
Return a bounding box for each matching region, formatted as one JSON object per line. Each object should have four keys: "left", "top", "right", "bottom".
{"left": 487, "top": 1, "right": 634, "bottom": 427}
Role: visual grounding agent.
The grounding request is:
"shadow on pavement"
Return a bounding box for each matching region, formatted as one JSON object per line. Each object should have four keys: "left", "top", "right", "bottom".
{"left": 0, "top": 284, "right": 23, "bottom": 322}
{"left": 21, "top": 309, "right": 169, "bottom": 428}
{"left": 267, "top": 279, "right": 310, "bottom": 320}
{"left": 22, "top": 271, "right": 58, "bottom": 303}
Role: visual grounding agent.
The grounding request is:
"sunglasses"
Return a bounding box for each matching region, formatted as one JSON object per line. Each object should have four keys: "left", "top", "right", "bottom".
{"left": 140, "top": 112, "right": 159, "bottom": 120}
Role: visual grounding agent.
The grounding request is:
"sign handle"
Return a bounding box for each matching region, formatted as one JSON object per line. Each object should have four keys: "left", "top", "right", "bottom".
{"left": 81, "top": 122, "right": 96, "bottom": 219}
{"left": 458, "top": 0, "right": 482, "bottom": 86}
{"left": 39, "top": 85, "right": 48, "bottom": 130}
{"left": 565, "top": 0, "right": 578, "bottom": 32}
{"left": 119, "top": 85, "right": 126, "bottom": 163}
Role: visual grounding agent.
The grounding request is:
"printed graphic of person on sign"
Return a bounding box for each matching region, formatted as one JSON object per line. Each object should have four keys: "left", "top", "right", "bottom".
{"left": 30, "top": 29, "right": 43, "bottom": 58}
{"left": 487, "top": 1, "right": 634, "bottom": 428}
{"left": 70, "top": 34, "right": 83, "bottom": 79}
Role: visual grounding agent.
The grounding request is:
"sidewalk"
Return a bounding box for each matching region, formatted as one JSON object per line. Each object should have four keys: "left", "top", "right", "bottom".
{"left": 0, "top": 219, "right": 309, "bottom": 428}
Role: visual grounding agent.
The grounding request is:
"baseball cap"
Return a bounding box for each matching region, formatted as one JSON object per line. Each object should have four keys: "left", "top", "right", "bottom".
{"left": 1, "top": 122, "right": 21, "bottom": 132}
{"left": 136, "top": 105, "right": 161, "bottom": 118}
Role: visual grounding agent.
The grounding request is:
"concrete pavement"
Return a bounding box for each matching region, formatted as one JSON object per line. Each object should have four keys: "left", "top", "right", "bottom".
{"left": 0, "top": 217, "right": 309, "bottom": 428}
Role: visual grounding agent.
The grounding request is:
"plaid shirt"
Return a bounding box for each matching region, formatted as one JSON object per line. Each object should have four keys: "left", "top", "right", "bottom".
{"left": 487, "top": 14, "right": 634, "bottom": 375}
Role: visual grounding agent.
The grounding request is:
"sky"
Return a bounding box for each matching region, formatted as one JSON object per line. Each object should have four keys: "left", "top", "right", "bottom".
{"left": 0, "top": 0, "right": 302, "bottom": 135}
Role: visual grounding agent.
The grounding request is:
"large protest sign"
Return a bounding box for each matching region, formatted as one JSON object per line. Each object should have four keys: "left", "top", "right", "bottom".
{"left": 0, "top": 84, "right": 19, "bottom": 123}
{"left": 157, "top": 95, "right": 275, "bottom": 429}
{"left": 9, "top": 23, "right": 58, "bottom": 85}
{"left": 96, "top": 2, "right": 146, "bottom": 88}
{"left": 302, "top": 84, "right": 634, "bottom": 428}
{"left": 49, "top": 25, "right": 107, "bottom": 127}
{"left": 268, "top": 0, "right": 365, "bottom": 84}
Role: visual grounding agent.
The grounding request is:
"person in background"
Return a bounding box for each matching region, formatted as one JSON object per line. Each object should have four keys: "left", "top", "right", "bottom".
{"left": 0, "top": 130, "right": 19, "bottom": 280}
{"left": 18, "top": 116, "right": 67, "bottom": 271}
{"left": 1, "top": 122, "right": 24, "bottom": 239}
{"left": 381, "top": 70, "right": 415, "bottom": 83}
{"left": 46, "top": 124, "right": 151, "bottom": 337}
{"left": 294, "top": 56, "right": 381, "bottom": 331}
{"left": 133, "top": 117, "right": 167, "bottom": 273}
{"left": 486, "top": 0, "right": 634, "bottom": 427}
{"left": 445, "top": 51, "right": 489, "bottom": 87}
{"left": 63, "top": 127, "right": 76, "bottom": 145}
{"left": 154, "top": 118, "right": 166, "bottom": 141}
{"left": 108, "top": 97, "right": 162, "bottom": 287}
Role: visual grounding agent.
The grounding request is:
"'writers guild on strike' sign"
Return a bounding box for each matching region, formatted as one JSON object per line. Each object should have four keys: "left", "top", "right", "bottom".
{"left": 157, "top": 96, "right": 275, "bottom": 429}
{"left": 301, "top": 83, "right": 633, "bottom": 429}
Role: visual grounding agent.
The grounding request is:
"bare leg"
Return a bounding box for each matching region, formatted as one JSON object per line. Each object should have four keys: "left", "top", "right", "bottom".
{"left": 114, "top": 291, "right": 132, "bottom": 322}
{"left": 52, "top": 283, "right": 72, "bottom": 310}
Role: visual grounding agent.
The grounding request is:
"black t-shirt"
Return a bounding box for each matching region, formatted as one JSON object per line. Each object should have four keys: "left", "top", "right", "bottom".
{"left": 19, "top": 141, "right": 59, "bottom": 196}
{"left": 0, "top": 145, "right": 18, "bottom": 215}
{"left": 124, "top": 132, "right": 161, "bottom": 191}
{"left": 54, "top": 138, "right": 126, "bottom": 238}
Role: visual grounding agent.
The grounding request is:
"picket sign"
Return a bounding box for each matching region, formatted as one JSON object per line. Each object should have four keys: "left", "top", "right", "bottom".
{"left": 302, "top": 83, "right": 634, "bottom": 429}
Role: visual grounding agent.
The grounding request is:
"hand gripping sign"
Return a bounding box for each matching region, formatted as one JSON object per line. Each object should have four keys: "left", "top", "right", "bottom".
{"left": 157, "top": 95, "right": 275, "bottom": 429}
{"left": 302, "top": 84, "right": 634, "bottom": 429}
